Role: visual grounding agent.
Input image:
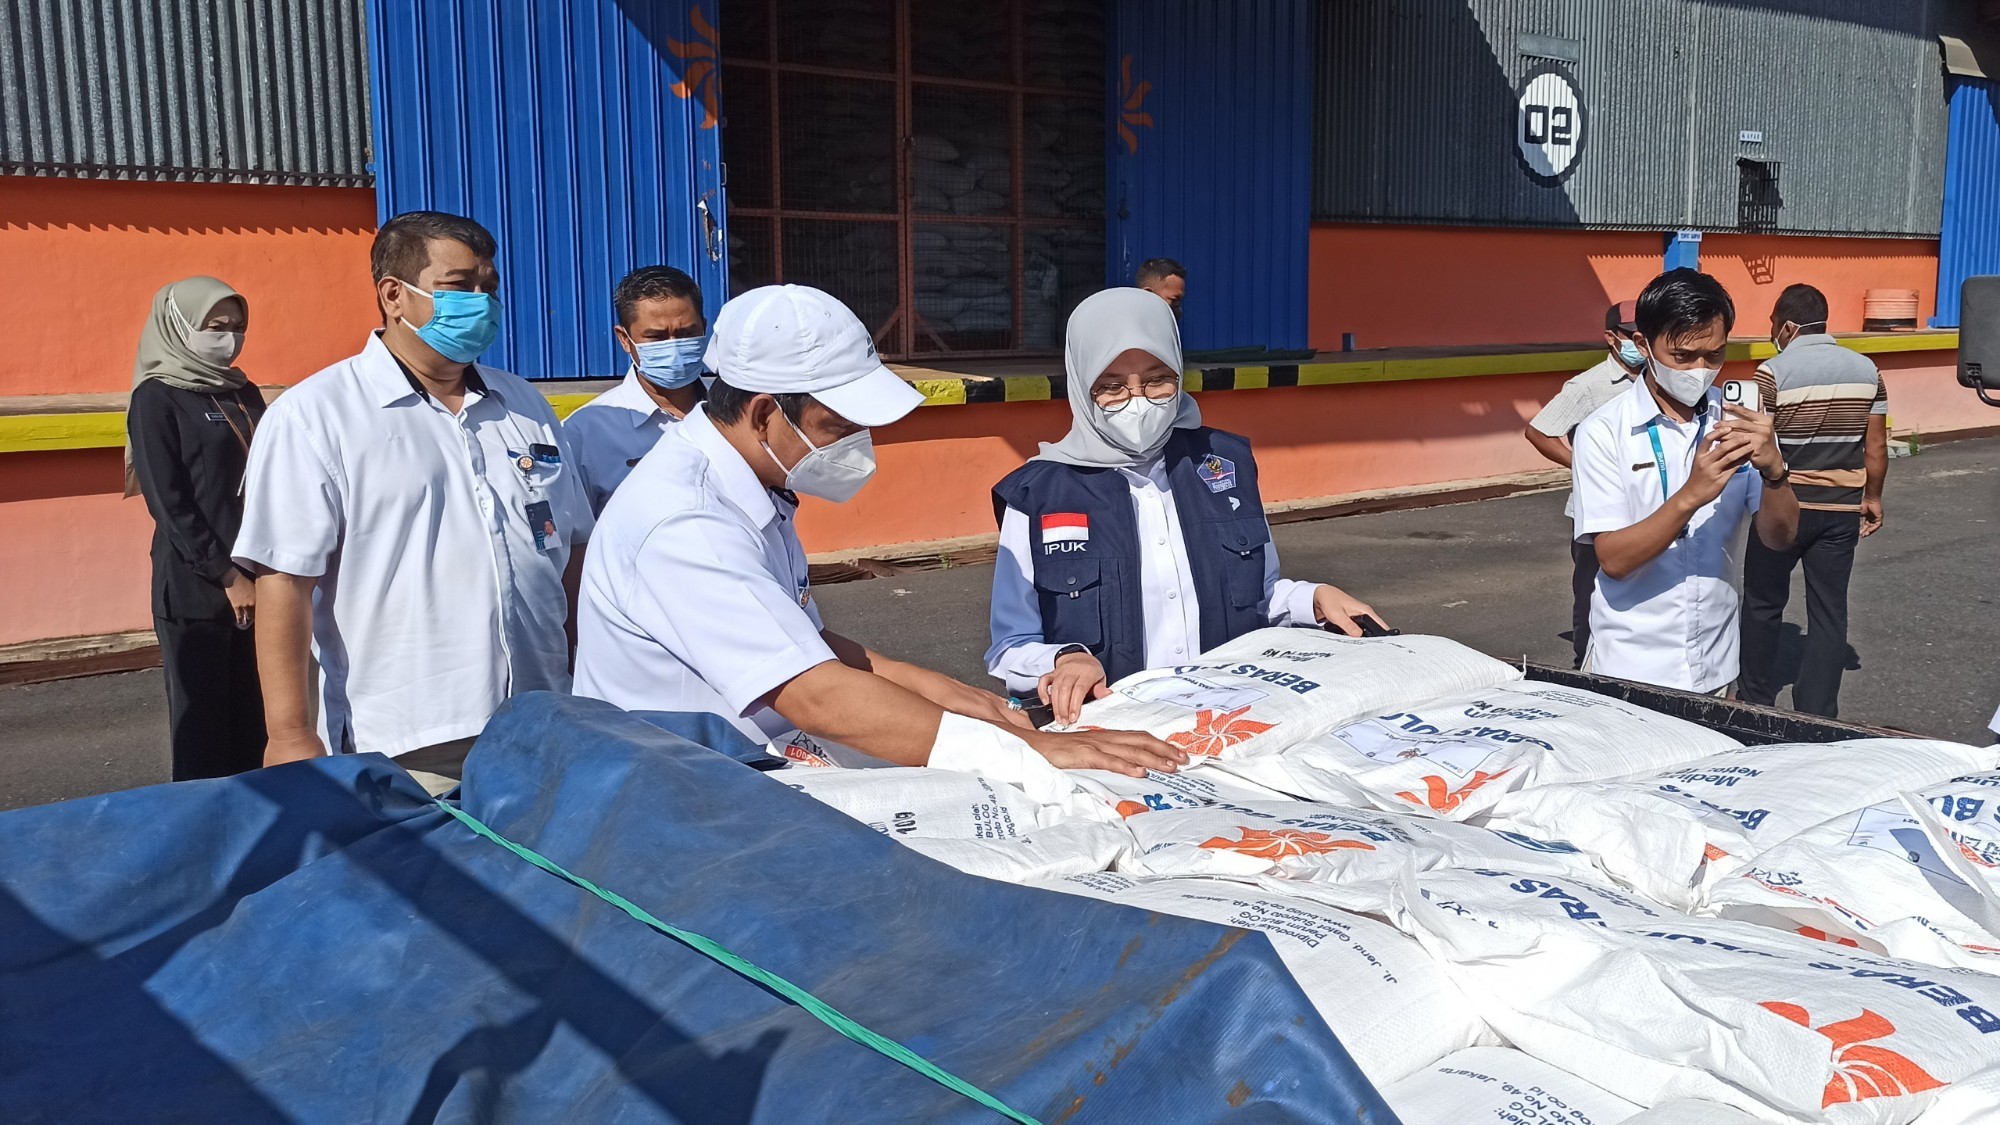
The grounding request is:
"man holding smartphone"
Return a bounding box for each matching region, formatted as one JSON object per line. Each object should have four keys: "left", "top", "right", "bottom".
{"left": 1568, "top": 269, "right": 1797, "bottom": 695}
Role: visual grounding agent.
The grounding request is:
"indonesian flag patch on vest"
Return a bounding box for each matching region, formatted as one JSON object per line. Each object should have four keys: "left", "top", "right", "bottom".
{"left": 1041, "top": 512, "right": 1090, "bottom": 543}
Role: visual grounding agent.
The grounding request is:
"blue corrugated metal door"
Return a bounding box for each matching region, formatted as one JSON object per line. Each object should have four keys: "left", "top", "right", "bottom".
{"left": 1107, "top": 0, "right": 1311, "bottom": 355}
{"left": 1935, "top": 77, "right": 2000, "bottom": 328}
{"left": 366, "top": 0, "right": 727, "bottom": 378}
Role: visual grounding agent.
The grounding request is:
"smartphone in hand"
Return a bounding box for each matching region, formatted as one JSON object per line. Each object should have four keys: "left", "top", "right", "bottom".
{"left": 1721, "top": 379, "right": 1762, "bottom": 414}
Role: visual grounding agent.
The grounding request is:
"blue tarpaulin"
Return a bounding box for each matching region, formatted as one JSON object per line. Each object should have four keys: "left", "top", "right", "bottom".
{"left": 0, "top": 693, "right": 1396, "bottom": 1123}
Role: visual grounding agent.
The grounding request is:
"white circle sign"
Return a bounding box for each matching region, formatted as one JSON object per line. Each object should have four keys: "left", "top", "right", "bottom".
{"left": 1516, "top": 69, "right": 1584, "bottom": 183}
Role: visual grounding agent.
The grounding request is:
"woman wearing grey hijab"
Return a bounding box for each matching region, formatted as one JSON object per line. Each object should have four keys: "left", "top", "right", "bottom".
{"left": 986, "top": 288, "right": 1382, "bottom": 723}
{"left": 125, "top": 276, "right": 268, "bottom": 779}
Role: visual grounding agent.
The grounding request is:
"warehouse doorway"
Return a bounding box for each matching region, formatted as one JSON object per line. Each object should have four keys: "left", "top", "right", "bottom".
{"left": 718, "top": 0, "right": 1105, "bottom": 360}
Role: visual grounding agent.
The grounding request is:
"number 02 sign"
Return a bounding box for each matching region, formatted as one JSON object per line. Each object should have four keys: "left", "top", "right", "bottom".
{"left": 1515, "top": 64, "right": 1586, "bottom": 184}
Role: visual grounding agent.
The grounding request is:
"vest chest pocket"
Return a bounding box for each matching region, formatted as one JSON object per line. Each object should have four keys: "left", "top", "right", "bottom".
{"left": 1033, "top": 556, "right": 1103, "bottom": 646}
{"left": 1211, "top": 518, "right": 1270, "bottom": 609}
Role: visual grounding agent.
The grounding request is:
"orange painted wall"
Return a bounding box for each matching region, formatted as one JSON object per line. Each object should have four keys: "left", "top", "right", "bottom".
{"left": 1308, "top": 224, "right": 1941, "bottom": 351}
{"left": 0, "top": 176, "right": 378, "bottom": 396}
{"left": 0, "top": 450, "right": 153, "bottom": 645}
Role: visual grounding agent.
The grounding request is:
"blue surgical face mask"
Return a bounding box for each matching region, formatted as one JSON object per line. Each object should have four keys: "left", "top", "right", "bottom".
{"left": 1616, "top": 338, "right": 1645, "bottom": 370}
{"left": 397, "top": 280, "right": 502, "bottom": 363}
{"left": 631, "top": 335, "right": 706, "bottom": 390}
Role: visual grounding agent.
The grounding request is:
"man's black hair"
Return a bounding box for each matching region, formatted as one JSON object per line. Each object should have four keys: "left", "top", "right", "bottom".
{"left": 1135, "top": 257, "right": 1186, "bottom": 286}
{"left": 371, "top": 211, "right": 498, "bottom": 285}
{"left": 1771, "top": 283, "right": 1828, "bottom": 329}
{"left": 614, "top": 265, "right": 704, "bottom": 328}
{"left": 705, "top": 377, "right": 811, "bottom": 427}
{"left": 1634, "top": 268, "right": 1735, "bottom": 343}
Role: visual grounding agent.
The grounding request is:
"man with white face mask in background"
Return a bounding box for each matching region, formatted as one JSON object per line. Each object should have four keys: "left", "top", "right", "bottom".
{"left": 1524, "top": 300, "right": 1645, "bottom": 668}
{"left": 564, "top": 266, "right": 710, "bottom": 515}
{"left": 573, "top": 284, "right": 1187, "bottom": 777}
{"left": 1568, "top": 268, "right": 1797, "bottom": 695}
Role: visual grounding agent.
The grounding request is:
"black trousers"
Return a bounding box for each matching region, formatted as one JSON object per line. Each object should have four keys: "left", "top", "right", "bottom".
{"left": 1738, "top": 509, "right": 1861, "bottom": 718}
{"left": 156, "top": 616, "right": 266, "bottom": 780}
{"left": 1570, "top": 538, "right": 1598, "bottom": 670}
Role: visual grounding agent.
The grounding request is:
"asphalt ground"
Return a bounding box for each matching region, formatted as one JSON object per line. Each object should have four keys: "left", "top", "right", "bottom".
{"left": 4, "top": 437, "right": 1996, "bottom": 812}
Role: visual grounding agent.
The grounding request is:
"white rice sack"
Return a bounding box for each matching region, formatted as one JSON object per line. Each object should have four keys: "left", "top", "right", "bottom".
{"left": 1705, "top": 773, "right": 2000, "bottom": 973}
{"left": 1064, "top": 759, "right": 1301, "bottom": 818}
{"left": 1488, "top": 740, "right": 2000, "bottom": 911}
{"left": 1907, "top": 1065, "right": 2000, "bottom": 1124}
{"left": 1401, "top": 865, "right": 2000, "bottom": 1124}
{"left": 1271, "top": 681, "right": 1740, "bottom": 822}
{"left": 1384, "top": 1046, "right": 1643, "bottom": 1125}
{"left": 776, "top": 767, "right": 1060, "bottom": 841}
{"left": 1068, "top": 629, "right": 1521, "bottom": 761}
{"left": 1113, "top": 800, "right": 1596, "bottom": 915}
{"left": 1619, "top": 1102, "right": 1769, "bottom": 1125}
{"left": 767, "top": 729, "right": 895, "bottom": 769}
{"left": 1041, "top": 872, "right": 1494, "bottom": 1082}
{"left": 898, "top": 819, "right": 1134, "bottom": 883}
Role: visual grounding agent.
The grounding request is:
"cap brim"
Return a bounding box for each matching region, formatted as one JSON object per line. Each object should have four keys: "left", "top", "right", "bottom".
{"left": 812, "top": 365, "right": 926, "bottom": 427}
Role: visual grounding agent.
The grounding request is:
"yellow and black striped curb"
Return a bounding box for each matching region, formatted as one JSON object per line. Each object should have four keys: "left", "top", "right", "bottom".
{"left": 892, "top": 332, "right": 1959, "bottom": 408}
{"left": 0, "top": 332, "right": 1960, "bottom": 449}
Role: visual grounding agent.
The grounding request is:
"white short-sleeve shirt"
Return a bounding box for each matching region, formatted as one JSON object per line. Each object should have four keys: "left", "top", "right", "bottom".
{"left": 1570, "top": 378, "right": 1762, "bottom": 694}
{"left": 573, "top": 404, "right": 837, "bottom": 744}
{"left": 561, "top": 369, "right": 686, "bottom": 515}
{"left": 232, "top": 333, "right": 593, "bottom": 757}
{"left": 1529, "top": 355, "right": 1639, "bottom": 518}
{"left": 985, "top": 458, "right": 1320, "bottom": 696}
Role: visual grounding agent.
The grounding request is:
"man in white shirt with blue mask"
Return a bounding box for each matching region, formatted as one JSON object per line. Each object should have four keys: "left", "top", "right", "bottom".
{"left": 564, "top": 266, "right": 709, "bottom": 515}
{"left": 574, "top": 283, "right": 1186, "bottom": 777}
{"left": 235, "top": 210, "right": 592, "bottom": 791}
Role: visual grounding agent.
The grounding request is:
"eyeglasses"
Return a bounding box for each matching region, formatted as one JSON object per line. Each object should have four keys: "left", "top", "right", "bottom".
{"left": 1091, "top": 374, "right": 1182, "bottom": 412}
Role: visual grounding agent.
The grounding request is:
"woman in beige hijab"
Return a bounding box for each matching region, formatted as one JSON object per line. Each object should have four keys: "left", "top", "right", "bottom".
{"left": 986, "top": 288, "right": 1383, "bottom": 724}
{"left": 125, "top": 276, "right": 268, "bottom": 779}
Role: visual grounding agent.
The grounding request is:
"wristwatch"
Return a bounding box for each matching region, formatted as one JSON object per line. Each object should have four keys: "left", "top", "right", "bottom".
{"left": 1054, "top": 643, "right": 1091, "bottom": 660}
{"left": 1761, "top": 463, "right": 1791, "bottom": 487}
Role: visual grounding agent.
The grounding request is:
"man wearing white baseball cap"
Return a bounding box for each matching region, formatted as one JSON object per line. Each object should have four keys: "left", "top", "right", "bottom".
{"left": 574, "top": 284, "right": 1185, "bottom": 776}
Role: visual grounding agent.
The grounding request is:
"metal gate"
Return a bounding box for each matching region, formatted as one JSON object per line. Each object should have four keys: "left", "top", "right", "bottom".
{"left": 718, "top": 0, "right": 1106, "bottom": 360}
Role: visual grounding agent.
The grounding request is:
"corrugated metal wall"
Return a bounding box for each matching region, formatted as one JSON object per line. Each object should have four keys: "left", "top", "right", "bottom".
{"left": 0, "top": 0, "right": 371, "bottom": 185}
{"left": 1313, "top": 0, "right": 1960, "bottom": 236}
{"left": 367, "top": 0, "right": 727, "bottom": 379}
{"left": 1109, "top": 0, "right": 1311, "bottom": 353}
{"left": 1934, "top": 77, "right": 2000, "bottom": 327}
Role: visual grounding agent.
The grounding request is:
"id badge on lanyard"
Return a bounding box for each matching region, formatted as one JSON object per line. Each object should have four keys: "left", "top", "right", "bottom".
{"left": 509, "top": 432, "right": 565, "bottom": 554}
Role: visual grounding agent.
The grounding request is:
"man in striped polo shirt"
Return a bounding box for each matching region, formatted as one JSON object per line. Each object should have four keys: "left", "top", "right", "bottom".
{"left": 1738, "top": 284, "right": 1889, "bottom": 717}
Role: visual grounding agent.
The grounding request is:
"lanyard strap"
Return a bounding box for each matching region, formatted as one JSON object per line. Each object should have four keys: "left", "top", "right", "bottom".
{"left": 1646, "top": 411, "right": 1708, "bottom": 505}
{"left": 433, "top": 799, "right": 1044, "bottom": 1124}
{"left": 215, "top": 389, "right": 258, "bottom": 457}
{"left": 1647, "top": 411, "right": 1707, "bottom": 540}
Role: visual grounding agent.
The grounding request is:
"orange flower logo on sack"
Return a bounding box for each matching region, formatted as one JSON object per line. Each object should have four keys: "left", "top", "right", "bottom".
{"left": 1395, "top": 769, "right": 1513, "bottom": 815}
{"left": 1198, "top": 828, "right": 1376, "bottom": 860}
{"left": 1167, "top": 705, "right": 1274, "bottom": 757}
{"left": 780, "top": 740, "right": 834, "bottom": 768}
{"left": 667, "top": 5, "right": 721, "bottom": 129}
{"left": 1116, "top": 55, "right": 1154, "bottom": 154}
{"left": 1759, "top": 1002, "right": 1946, "bottom": 1107}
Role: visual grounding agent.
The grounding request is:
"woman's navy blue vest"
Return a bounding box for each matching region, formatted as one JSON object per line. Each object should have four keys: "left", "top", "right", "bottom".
{"left": 991, "top": 427, "right": 1271, "bottom": 685}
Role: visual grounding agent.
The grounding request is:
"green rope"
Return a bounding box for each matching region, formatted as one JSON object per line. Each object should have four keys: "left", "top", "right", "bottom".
{"left": 432, "top": 799, "right": 1043, "bottom": 1125}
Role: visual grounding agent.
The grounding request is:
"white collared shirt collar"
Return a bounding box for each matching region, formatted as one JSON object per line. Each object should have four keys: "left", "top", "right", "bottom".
{"left": 357, "top": 331, "right": 491, "bottom": 410}
{"left": 599, "top": 367, "right": 678, "bottom": 427}
{"left": 1619, "top": 374, "right": 1719, "bottom": 438}
{"left": 678, "top": 404, "right": 778, "bottom": 528}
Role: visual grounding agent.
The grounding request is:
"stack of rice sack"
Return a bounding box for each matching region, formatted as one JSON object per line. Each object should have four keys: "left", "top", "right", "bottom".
{"left": 767, "top": 629, "right": 2000, "bottom": 1123}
